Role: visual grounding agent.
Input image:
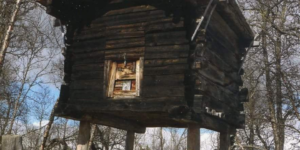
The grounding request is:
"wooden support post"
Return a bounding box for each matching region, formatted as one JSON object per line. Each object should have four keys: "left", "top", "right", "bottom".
{"left": 220, "top": 132, "right": 230, "bottom": 150}
{"left": 187, "top": 124, "right": 200, "bottom": 150}
{"left": 77, "top": 121, "right": 91, "bottom": 150}
{"left": 220, "top": 128, "right": 236, "bottom": 150}
{"left": 125, "top": 131, "right": 135, "bottom": 150}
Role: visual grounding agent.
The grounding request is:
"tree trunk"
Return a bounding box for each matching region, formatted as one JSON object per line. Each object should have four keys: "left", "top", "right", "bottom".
{"left": 159, "top": 128, "right": 164, "bottom": 150}
{"left": 0, "top": 0, "right": 21, "bottom": 70}
{"left": 40, "top": 100, "right": 58, "bottom": 150}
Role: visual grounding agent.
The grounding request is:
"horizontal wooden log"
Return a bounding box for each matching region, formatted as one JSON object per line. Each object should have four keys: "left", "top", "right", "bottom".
{"left": 100, "top": 10, "right": 166, "bottom": 26}
{"left": 105, "top": 47, "right": 145, "bottom": 59}
{"left": 189, "top": 113, "right": 231, "bottom": 133}
{"left": 106, "top": 31, "right": 144, "bottom": 40}
{"left": 71, "top": 38, "right": 106, "bottom": 53}
{"left": 105, "top": 22, "right": 146, "bottom": 31}
{"left": 73, "top": 59, "right": 104, "bottom": 65}
{"left": 74, "top": 26, "right": 106, "bottom": 41}
{"left": 143, "top": 74, "right": 185, "bottom": 87}
{"left": 144, "top": 58, "right": 187, "bottom": 67}
{"left": 144, "top": 64, "right": 188, "bottom": 75}
{"left": 145, "top": 51, "right": 188, "bottom": 59}
{"left": 72, "top": 51, "right": 105, "bottom": 61}
{"left": 194, "top": 76, "right": 239, "bottom": 108}
{"left": 72, "top": 64, "right": 104, "bottom": 72}
{"left": 146, "top": 31, "right": 189, "bottom": 46}
{"left": 104, "top": 5, "right": 157, "bottom": 16}
{"left": 196, "top": 64, "right": 227, "bottom": 85}
{"left": 71, "top": 80, "right": 103, "bottom": 90}
{"left": 201, "top": 47, "right": 234, "bottom": 72}
{"left": 57, "top": 109, "right": 146, "bottom": 133}
{"left": 217, "top": 1, "right": 254, "bottom": 46}
{"left": 70, "top": 90, "right": 103, "bottom": 100}
{"left": 142, "top": 86, "right": 185, "bottom": 97}
{"left": 64, "top": 99, "right": 186, "bottom": 113}
{"left": 106, "top": 37, "right": 145, "bottom": 49}
{"left": 72, "top": 71, "right": 104, "bottom": 80}
{"left": 206, "top": 34, "right": 240, "bottom": 70}
{"left": 145, "top": 44, "right": 189, "bottom": 53}
{"left": 193, "top": 95, "right": 240, "bottom": 119}
{"left": 206, "top": 11, "right": 239, "bottom": 55}
{"left": 195, "top": 62, "right": 242, "bottom": 86}
{"left": 145, "top": 18, "right": 184, "bottom": 33}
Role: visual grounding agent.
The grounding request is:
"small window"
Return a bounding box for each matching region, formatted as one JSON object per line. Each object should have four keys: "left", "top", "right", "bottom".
{"left": 106, "top": 58, "right": 143, "bottom": 98}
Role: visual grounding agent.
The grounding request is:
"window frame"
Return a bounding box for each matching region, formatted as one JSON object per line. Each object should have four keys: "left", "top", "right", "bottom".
{"left": 105, "top": 57, "right": 143, "bottom": 99}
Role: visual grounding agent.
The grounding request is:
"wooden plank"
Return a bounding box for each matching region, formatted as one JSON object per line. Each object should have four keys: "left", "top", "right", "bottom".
{"left": 194, "top": 76, "right": 239, "bottom": 107}
{"left": 219, "top": 132, "right": 230, "bottom": 150}
{"left": 125, "top": 131, "right": 135, "bottom": 150}
{"left": 71, "top": 80, "right": 104, "bottom": 90}
{"left": 136, "top": 59, "right": 141, "bottom": 96}
{"left": 144, "top": 58, "right": 187, "bottom": 67}
{"left": 72, "top": 64, "right": 104, "bottom": 72}
{"left": 104, "top": 60, "right": 111, "bottom": 99}
{"left": 70, "top": 91, "right": 103, "bottom": 100}
{"left": 72, "top": 71, "right": 104, "bottom": 80}
{"left": 105, "top": 47, "right": 145, "bottom": 60}
{"left": 77, "top": 121, "right": 91, "bottom": 150}
{"left": 206, "top": 11, "right": 240, "bottom": 55}
{"left": 187, "top": 125, "right": 200, "bottom": 150}
{"left": 104, "top": 5, "right": 157, "bottom": 16}
{"left": 107, "top": 62, "right": 117, "bottom": 97}
{"left": 106, "top": 31, "right": 144, "bottom": 40}
{"left": 145, "top": 51, "right": 188, "bottom": 59}
{"left": 206, "top": 35, "right": 239, "bottom": 70}
{"left": 145, "top": 45, "right": 189, "bottom": 53}
{"left": 217, "top": 1, "right": 254, "bottom": 46}
{"left": 143, "top": 74, "right": 185, "bottom": 87}
{"left": 144, "top": 64, "right": 188, "bottom": 75}
{"left": 73, "top": 27, "right": 106, "bottom": 41}
{"left": 106, "top": 37, "right": 145, "bottom": 49}
{"left": 77, "top": 114, "right": 146, "bottom": 133}
{"left": 71, "top": 38, "right": 106, "bottom": 53}
{"left": 102, "top": 10, "right": 166, "bottom": 26}
{"left": 146, "top": 31, "right": 189, "bottom": 46}
{"left": 64, "top": 99, "right": 186, "bottom": 113}
{"left": 145, "top": 18, "right": 184, "bottom": 33}
{"left": 142, "top": 86, "right": 185, "bottom": 97}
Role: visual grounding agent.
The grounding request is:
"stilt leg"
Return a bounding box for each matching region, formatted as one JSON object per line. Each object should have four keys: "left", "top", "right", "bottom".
{"left": 220, "top": 132, "right": 230, "bottom": 150}
{"left": 187, "top": 124, "right": 200, "bottom": 150}
{"left": 125, "top": 130, "right": 135, "bottom": 150}
{"left": 77, "top": 121, "right": 91, "bottom": 150}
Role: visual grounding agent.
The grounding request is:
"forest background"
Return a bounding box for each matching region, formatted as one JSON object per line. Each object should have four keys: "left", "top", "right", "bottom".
{"left": 0, "top": 0, "right": 299, "bottom": 149}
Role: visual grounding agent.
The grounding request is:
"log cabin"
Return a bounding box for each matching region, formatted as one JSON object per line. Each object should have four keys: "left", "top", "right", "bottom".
{"left": 38, "top": 0, "right": 254, "bottom": 149}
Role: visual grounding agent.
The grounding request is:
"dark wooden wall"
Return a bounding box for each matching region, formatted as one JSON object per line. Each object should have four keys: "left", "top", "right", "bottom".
{"left": 55, "top": 0, "right": 251, "bottom": 130}
{"left": 68, "top": 5, "right": 189, "bottom": 103}
{"left": 191, "top": 8, "right": 248, "bottom": 128}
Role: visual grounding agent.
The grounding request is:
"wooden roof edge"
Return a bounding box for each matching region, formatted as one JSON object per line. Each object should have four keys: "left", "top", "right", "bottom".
{"left": 217, "top": 0, "right": 254, "bottom": 46}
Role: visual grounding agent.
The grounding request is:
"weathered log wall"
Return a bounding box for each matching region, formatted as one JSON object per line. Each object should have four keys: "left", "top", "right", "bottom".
{"left": 69, "top": 5, "right": 189, "bottom": 103}
{"left": 191, "top": 6, "right": 248, "bottom": 128}
{"left": 54, "top": 0, "right": 252, "bottom": 130}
